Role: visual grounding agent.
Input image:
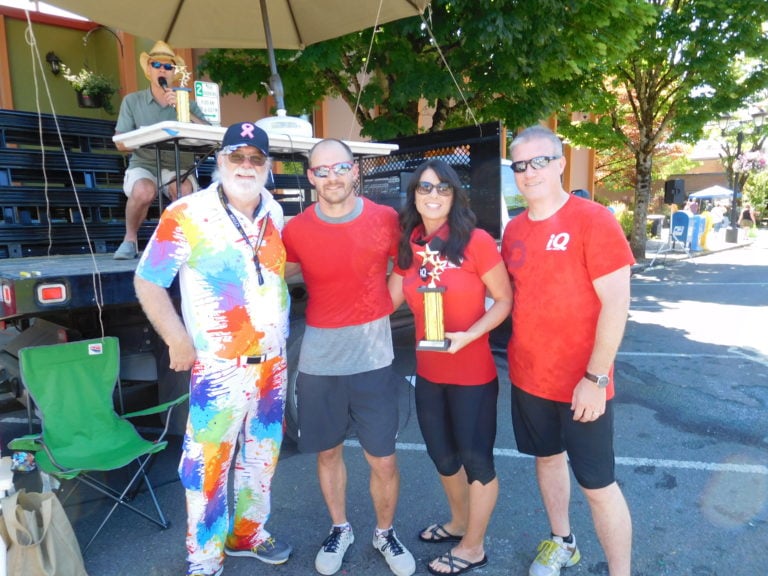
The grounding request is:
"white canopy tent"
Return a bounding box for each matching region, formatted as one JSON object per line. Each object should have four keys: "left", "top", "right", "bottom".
{"left": 688, "top": 185, "right": 733, "bottom": 199}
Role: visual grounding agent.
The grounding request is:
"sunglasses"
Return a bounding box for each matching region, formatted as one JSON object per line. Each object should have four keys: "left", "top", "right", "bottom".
{"left": 226, "top": 152, "right": 268, "bottom": 166}
{"left": 510, "top": 155, "right": 561, "bottom": 173}
{"left": 416, "top": 181, "right": 453, "bottom": 196}
{"left": 309, "top": 162, "right": 354, "bottom": 178}
{"left": 150, "top": 61, "right": 175, "bottom": 71}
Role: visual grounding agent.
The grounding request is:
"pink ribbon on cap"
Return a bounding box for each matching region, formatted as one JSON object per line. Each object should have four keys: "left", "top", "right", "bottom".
{"left": 240, "top": 123, "right": 255, "bottom": 139}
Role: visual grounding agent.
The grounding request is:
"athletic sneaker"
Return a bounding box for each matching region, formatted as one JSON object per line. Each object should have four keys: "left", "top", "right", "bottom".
{"left": 113, "top": 240, "right": 138, "bottom": 260}
{"left": 372, "top": 528, "right": 415, "bottom": 576}
{"left": 315, "top": 525, "right": 355, "bottom": 575}
{"left": 224, "top": 536, "right": 292, "bottom": 565}
{"left": 529, "top": 535, "right": 582, "bottom": 576}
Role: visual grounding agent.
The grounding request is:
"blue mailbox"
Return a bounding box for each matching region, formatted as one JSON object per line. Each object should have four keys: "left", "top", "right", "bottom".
{"left": 670, "top": 211, "right": 691, "bottom": 247}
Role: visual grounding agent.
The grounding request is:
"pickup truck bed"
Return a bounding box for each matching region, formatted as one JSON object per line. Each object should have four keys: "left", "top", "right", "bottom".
{"left": 0, "top": 254, "right": 140, "bottom": 321}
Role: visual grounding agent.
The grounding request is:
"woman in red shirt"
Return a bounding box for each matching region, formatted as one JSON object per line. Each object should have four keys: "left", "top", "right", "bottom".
{"left": 389, "top": 159, "right": 511, "bottom": 575}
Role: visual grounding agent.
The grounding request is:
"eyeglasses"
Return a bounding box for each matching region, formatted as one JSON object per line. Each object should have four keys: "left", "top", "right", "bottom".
{"left": 226, "top": 152, "right": 268, "bottom": 166}
{"left": 510, "top": 155, "right": 562, "bottom": 173}
{"left": 150, "top": 61, "right": 175, "bottom": 71}
{"left": 416, "top": 181, "right": 453, "bottom": 196}
{"left": 309, "top": 162, "right": 354, "bottom": 178}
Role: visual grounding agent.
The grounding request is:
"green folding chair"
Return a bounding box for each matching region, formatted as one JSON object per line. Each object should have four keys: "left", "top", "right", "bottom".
{"left": 8, "top": 336, "right": 188, "bottom": 553}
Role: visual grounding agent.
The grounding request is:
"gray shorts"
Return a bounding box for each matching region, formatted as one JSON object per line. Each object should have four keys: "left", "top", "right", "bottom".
{"left": 123, "top": 167, "right": 199, "bottom": 196}
{"left": 296, "top": 366, "right": 398, "bottom": 457}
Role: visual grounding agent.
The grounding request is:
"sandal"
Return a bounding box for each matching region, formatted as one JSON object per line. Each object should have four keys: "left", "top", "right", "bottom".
{"left": 418, "top": 523, "right": 463, "bottom": 543}
{"left": 427, "top": 551, "right": 488, "bottom": 575}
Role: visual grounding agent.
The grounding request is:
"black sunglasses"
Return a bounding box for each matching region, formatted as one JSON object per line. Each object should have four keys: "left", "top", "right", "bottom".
{"left": 416, "top": 181, "right": 453, "bottom": 196}
{"left": 510, "top": 155, "right": 561, "bottom": 173}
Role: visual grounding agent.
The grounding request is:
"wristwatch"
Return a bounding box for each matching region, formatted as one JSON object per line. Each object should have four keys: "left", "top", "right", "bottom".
{"left": 584, "top": 371, "right": 610, "bottom": 389}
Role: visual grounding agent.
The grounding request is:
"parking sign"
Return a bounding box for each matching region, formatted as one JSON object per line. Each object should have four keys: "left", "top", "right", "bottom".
{"left": 194, "top": 81, "right": 221, "bottom": 126}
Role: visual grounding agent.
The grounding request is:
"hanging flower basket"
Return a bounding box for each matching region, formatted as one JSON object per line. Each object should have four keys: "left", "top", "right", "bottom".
{"left": 61, "top": 65, "right": 117, "bottom": 114}
{"left": 76, "top": 91, "right": 104, "bottom": 109}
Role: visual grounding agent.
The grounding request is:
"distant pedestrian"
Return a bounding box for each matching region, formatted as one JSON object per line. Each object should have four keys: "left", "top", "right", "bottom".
{"left": 739, "top": 203, "right": 757, "bottom": 228}
{"left": 570, "top": 189, "right": 590, "bottom": 199}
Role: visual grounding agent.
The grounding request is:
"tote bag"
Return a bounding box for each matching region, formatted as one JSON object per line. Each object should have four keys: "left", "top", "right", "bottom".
{"left": 0, "top": 489, "right": 88, "bottom": 576}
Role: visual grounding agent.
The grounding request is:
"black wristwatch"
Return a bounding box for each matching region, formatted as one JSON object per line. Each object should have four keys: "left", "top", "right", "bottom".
{"left": 584, "top": 371, "right": 609, "bottom": 389}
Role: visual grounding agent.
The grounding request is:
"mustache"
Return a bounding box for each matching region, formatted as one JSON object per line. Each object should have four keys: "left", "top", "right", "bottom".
{"left": 233, "top": 167, "right": 258, "bottom": 177}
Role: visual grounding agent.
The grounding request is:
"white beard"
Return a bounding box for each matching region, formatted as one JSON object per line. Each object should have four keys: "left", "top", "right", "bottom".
{"left": 218, "top": 166, "right": 268, "bottom": 204}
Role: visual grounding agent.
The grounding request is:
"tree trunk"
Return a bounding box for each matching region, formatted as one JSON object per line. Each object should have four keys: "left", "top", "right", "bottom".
{"left": 631, "top": 149, "right": 653, "bottom": 261}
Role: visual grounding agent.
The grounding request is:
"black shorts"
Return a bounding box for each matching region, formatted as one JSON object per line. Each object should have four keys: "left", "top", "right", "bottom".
{"left": 511, "top": 385, "right": 616, "bottom": 489}
{"left": 296, "top": 366, "right": 398, "bottom": 457}
{"left": 415, "top": 376, "right": 498, "bottom": 485}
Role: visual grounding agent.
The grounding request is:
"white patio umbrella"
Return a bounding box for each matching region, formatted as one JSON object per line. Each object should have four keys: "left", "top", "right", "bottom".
{"left": 688, "top": 185, "right": 733, "bottom": 200}
{"left": 43, "top": 0, "right": 430, "bottom": 115}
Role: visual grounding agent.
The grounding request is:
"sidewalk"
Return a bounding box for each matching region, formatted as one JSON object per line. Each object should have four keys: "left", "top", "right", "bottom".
{"left": 634, "top": 225, "right": 758, "bottom": 272}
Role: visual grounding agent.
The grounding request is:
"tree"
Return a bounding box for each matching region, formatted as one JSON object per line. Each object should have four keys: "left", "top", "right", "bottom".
{"left": 198, "top": 0, "right": 653, "bottom": 140}
{"left": 558, "top": 0, "right": 768, "bottom": 260}
{"left": 716, "top": 117, "right": 768, "bottom": 203}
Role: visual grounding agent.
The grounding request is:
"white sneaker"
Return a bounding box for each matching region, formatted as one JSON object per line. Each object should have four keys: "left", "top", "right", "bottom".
{"left": 372, "top": 528, "right": 415, "bottom": 576}
{"left": 315, "top": 526, "right": 354, "bottom": 575}
{"left": 529, "top": 534, "right": 581, "bottom": 576}
{"left": 113, "top": 240, "right": 138, "bottom": 260}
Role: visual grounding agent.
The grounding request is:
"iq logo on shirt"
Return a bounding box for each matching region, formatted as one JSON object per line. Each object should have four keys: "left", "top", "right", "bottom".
{"left": 546, "top": 232, "right": 570, "bottom": 251}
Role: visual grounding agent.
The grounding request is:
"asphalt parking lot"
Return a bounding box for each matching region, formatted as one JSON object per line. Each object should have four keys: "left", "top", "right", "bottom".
{"left": 1, "top": 229, "right": 766, "bottom": 575}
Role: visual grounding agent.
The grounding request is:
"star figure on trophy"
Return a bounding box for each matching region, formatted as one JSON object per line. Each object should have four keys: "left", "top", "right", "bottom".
{"left": 172, "top": 64, "right": 192, "bottom": 122}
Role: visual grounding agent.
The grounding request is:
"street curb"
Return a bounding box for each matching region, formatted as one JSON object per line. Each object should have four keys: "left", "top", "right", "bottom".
{"left": 632, "top": 238, "right": 755, "bottom": 274}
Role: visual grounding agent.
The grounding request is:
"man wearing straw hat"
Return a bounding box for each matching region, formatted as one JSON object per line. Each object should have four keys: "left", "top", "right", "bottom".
{"left": 113, "top": 40, "right": 209, "bottom": 260}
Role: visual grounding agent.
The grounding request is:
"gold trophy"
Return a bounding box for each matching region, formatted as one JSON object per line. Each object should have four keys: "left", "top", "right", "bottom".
{"left": 416, "top": 244, "right": 451, "bottom": 351}
{"left": 173, "top": 65, "right": 192, "bottom": 122}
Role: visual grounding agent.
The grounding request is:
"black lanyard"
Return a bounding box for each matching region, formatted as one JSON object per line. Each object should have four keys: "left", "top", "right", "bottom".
{"left": 218, "top": 185, "right": 269, "bottom": 286}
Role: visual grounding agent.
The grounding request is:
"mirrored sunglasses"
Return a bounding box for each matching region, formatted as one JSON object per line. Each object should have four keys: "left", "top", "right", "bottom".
{"left": 510, "top": 155, "right": 561, "bottom": 173}
{"left": 150, "top": 61, "right": 175, "bottom": 71}
{"left": 416, "top": 181, "right": 453, "bottom": 196}
{"left": 309, "top": 162, "right": 354, "bottom": 178}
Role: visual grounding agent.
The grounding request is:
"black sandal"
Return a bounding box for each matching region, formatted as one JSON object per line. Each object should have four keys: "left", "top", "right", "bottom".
{"left": 418, "top": 523, "right": 463, "bottom": 543}
{"left": 427, "top": 551, "right": 488, "bottom": 575}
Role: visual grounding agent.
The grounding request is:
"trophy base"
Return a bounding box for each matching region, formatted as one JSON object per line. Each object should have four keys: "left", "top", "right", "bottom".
{"left": 416, "top": 338, "right": 451, "bottom": 352}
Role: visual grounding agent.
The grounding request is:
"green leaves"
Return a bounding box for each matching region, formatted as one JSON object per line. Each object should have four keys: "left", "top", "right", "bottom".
{"left": 198, "top": 0, "right": 653, "bottom": 138}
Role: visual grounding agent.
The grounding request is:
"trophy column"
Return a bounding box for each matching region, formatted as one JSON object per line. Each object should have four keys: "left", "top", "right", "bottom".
{"left": 416, "top": 242, "right": 450, "bottom": 352}
{"left": 417, "top": 284, "right": 450, "bottom": 351}
{"left": 173, "top": 87, "right": 192, "bottom": 122}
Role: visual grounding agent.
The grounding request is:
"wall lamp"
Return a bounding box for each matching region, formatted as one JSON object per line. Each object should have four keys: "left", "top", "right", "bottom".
{"left": 46, "top": 52, "right": 63, "bottom": 75}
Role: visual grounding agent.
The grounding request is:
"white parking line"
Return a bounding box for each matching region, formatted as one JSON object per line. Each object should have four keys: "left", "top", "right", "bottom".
{"left": 7, "top": 417, "right": 763, "bottom": 477}
{"left": 617, "top": 352, "right": 736, "bottom": 358}
{"left": 617, "top": 350, "right": 768, "bottom": 367}
{"left": 631, "top": 281, "right": 768, "bottom": 287}
{"left": 344, "top": 440, "right": 768, "bottom": 475}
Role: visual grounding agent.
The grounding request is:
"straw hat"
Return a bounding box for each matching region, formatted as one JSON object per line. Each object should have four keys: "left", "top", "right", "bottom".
{"left": 139, "top": 40, "right": 186, "bottom": 80}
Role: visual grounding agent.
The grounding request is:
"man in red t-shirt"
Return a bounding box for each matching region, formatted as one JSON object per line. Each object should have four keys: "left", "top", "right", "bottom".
{"left": 282, "top": 139, "right": 415, "bottom": 576}
{"left": 501, "top": 126, "right": 635, "bottom": 576}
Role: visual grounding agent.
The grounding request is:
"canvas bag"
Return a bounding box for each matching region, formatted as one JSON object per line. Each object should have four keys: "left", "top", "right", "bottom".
{"left": 0, "top": 489, "right": 88, "bottom": 576}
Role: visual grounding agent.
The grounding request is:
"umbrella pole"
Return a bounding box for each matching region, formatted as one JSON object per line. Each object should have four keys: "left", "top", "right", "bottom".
{"left": 260, "top": 0, "right": 286, "bottom": 112}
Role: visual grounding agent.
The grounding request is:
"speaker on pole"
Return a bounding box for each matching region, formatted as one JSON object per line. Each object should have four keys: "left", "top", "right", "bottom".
{"left": 664, "top": 179, "right": 685, "bottom": 205}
